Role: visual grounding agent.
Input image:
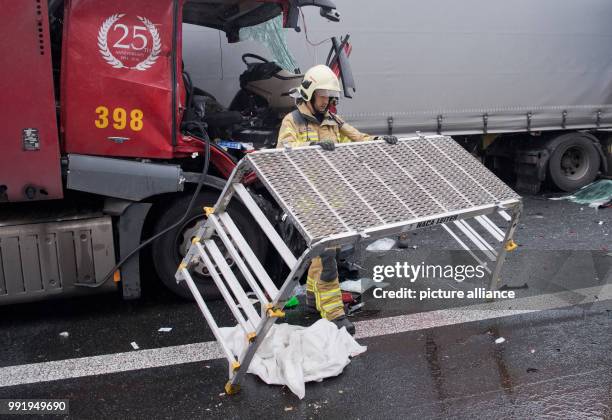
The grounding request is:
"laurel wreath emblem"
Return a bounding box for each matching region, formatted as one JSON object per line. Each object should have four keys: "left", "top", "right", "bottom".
{"left": 97, "top": 14, "right": 161, "bottom": 71}
{"left": 134, "top": 16, "right": 161, "bottom": 71}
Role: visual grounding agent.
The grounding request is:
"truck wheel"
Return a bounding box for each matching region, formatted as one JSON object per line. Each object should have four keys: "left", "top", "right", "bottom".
{"left": 547, "top": 133, "right": 600, "bottom": 192}
{"left": 151, "top": 191, "right": 266, "bottom": 300}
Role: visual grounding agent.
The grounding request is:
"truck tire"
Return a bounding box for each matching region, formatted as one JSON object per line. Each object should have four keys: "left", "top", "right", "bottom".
{"left": 151, "top": 191, "right": 266, "bottom": 300}
{"left": 547, "top": 133, "right": 600, "bottom": 192}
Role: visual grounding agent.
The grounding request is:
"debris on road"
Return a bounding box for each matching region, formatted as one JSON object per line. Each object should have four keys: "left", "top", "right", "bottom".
{"left": 292, "top": 284, "right": 306, "bottom": 296}
{"left": 237, "top": 292, "right": 259, "bottom": 309}
{"left": 340, "top": 278, "right": 379, "bottom": 293}
{"left": 397, "top": 233, "right": 410, "bottom": 249}
{"left": 130, "top": 342, "right": 139, "bottom": 350}
{"left": 347, "top": 302, "right": 365, "bottom": 315}
{"left": 499, "top": 283, "right": 529, "bottom": 291}
{"left": 59, "top": 331, "right": 69, "bottom": 338}
{"left": 550, "top": 179, "right": 612, "bottom": 208}
{"left": 495, "top": 337, "right": 506, "bottom": 344}
{"left": 366, "top": 237, "right": 396, "bottom": 252}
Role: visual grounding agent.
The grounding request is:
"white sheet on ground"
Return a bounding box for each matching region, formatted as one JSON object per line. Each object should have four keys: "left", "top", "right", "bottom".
{"left": 220, "top": 319, "right": 366, "bottom": 399}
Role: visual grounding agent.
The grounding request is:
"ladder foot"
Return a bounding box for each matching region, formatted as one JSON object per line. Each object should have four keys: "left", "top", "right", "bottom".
{"left": 265, "top": 304, "right": 285, "bottom": 318}
{"left": 225, "top": 381, "right": 241, "bottom": 395}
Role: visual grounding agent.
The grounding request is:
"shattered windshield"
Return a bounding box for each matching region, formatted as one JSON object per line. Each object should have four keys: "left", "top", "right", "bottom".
{"left": 239, "top": 15, "right": 299, "bottom": 73}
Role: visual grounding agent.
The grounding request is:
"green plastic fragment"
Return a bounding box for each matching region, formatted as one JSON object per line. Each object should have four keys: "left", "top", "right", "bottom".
{"left": 284, "top": 296, "right": 299, "bottom": 308}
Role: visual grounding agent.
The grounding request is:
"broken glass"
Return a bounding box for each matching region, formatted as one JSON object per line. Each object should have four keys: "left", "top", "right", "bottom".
{"left": 239, "top": 15, "right": 299, "bottom": 73}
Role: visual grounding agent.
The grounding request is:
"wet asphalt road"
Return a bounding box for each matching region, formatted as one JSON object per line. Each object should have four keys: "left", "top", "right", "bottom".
{"left": 0, "top": 196, "right": 610, "bottom": 419}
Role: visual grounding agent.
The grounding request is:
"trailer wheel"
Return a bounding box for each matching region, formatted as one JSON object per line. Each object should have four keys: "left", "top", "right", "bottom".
{"left": 547, "top": 133, "right": 600, "bottom": 192}
{"left": 151, "top": 191, "right": 266, "bottom": 300}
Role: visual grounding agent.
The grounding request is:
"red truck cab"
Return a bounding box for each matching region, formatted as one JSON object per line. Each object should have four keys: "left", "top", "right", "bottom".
{"left": 0, "top": 0, "right": 349, "bottom": 304}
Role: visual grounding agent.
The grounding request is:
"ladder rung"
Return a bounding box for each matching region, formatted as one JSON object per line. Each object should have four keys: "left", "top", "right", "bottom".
{"left": 459, "top": 220, "right": 496, "bottom": 253}
{"left": 204, "top": 239, "right": 262, "bottom": 326}
{"left": 179, "top": 268, "right": 237, "bottom": 364}
{"left": 195, "top": 243, "right": 256, "bottom": 333}
{"left": 481, "top": 215, "right": 506, "bottom": 238}
{"left": 453, "top": 220, "right": 497, "bottom": 261}
{"left": 219, "top": 212, "right": 279, "bottom": 298}
{"left": 208, "top": 214, "right": 269, "bottom": 306}
{"left": 233, "top": 183, "right": 298, "bottom": 268}
{"left": 442, "top": 224, "right": 491, "bottom": 274}
{"left": 474, "top": 216, "right": 505, "bottom": 242}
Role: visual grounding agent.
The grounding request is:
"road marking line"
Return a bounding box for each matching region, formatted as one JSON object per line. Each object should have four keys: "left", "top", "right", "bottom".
{"left": 0, "top": 284, "right": 610, "bottom": 388}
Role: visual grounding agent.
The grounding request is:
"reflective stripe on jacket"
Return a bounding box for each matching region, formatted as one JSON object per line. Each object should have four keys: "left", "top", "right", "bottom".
{"left": 276, "top": 102, "right": 371, "bottom": 148}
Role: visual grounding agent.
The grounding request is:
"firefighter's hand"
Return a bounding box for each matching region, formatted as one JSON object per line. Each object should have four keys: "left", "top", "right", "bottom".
{"left": 310, "top": 140, "right": 336, "bottom": 151}
{"left": 375, "top": 135, "right": 398, "bottom": 145}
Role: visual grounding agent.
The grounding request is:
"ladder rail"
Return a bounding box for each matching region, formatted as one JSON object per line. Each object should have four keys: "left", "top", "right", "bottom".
{"left": 489, "top": 203, "right": 522, "bottom": 290}
{"left": 178, "top": 268, "right": 237, "bottom": 364}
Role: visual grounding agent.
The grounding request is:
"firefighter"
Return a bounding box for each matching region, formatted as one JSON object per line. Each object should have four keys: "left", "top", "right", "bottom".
{"left": 277, "top": 64, "right": 398, "bottom": 335}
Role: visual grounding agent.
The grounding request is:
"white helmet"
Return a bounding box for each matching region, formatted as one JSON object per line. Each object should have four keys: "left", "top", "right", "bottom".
{"left": 298, "top": 65, "right": 341, "bottom": 101}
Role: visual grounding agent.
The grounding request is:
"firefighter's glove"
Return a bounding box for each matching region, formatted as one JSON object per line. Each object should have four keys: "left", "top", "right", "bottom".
{"left": 310, "top": 140, "right": 336, "bottom": 151}
{"left": 375, "top": 135, "right": 398, "bottom": 145}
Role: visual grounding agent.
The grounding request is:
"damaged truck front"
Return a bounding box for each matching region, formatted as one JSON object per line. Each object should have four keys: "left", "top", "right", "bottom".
{"left": 0, "top": 0, "right": 350, "bottom": 305}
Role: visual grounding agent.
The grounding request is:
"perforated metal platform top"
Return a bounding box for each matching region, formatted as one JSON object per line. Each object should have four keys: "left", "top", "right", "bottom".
{"left": 245, "top": 135, "right": 520, "bottom": 244}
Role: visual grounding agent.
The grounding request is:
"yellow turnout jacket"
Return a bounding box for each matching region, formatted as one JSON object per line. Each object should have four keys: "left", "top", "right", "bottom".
{"left": 276, "top": 103, "right": 371, "bottom": 148}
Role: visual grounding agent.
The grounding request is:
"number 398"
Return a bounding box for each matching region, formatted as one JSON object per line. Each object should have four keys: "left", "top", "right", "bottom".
{"left": 95, "top": 106, "right": 144, "bottom": 131}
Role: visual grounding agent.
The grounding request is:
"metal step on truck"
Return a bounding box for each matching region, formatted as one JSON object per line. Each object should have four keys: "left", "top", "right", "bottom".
{"left": 0, "top": 0, "right": 352, "bottom": 305}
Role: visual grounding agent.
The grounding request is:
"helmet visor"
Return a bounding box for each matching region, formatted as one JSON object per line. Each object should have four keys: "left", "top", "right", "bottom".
{"left": 314, "top": 89, "right": 340, "bottom": 98}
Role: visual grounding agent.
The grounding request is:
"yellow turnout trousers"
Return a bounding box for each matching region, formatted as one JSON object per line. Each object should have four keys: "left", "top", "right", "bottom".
{"left": 305, "top": 249, "right": 344, "bottom": 320}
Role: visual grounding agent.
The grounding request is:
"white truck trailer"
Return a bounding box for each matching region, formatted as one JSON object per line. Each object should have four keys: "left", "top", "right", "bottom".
{"left": 184, "top": 0, "right": 612, "bottom": 192}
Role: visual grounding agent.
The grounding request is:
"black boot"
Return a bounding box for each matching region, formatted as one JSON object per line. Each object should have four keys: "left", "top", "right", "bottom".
{"left": 331, "top": 315, "right": 355, "bottom": 336}
{"left": 305, "top": 291, "right": 320, "bottom": 316}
